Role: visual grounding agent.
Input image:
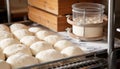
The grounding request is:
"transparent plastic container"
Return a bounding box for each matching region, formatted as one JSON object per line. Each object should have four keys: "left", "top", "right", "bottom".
{"left": 72, "top": 3, "right": 105, "bottom": 25}
{"left": 66, "top": 3, "right": 106, "bottom": 40}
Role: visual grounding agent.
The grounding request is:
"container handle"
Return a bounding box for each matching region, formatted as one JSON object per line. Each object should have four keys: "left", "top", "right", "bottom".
{"left": 66, "top": 15, "right": 108, "bottom": 27}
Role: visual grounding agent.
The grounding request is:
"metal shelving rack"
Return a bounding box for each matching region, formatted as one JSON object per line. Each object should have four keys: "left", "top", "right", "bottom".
{"left": 108, "top": 0, "right": 117, "bottom": 69}
{"left": 5, "top": 0, "right": 118, "bottom": 69}
{"left": 6, "top": 0, "right": 11, "bottom": 24}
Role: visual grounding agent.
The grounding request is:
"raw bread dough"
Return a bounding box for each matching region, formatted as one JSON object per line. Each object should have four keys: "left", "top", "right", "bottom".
{"left": 28, "top": 27, "right": 42, "bottom": 33}
{"left": 0, "top": 48, "right": 5, "bottom": 60}
{"left": 61, "top": 46, "right": 84, "bottom": 57}
{"left": 3, "top": 44, "right": 32, "bottom": 57}
{"left": 20, "top": 36, "right": 39, "bottom": 47}
{"left": 36, "top": 30, "right": 51, "bottom": 40}
{"left": 0, "top": 31, "right": 13, "bottom": 41}
{"left": 30, "top": 41, "right": 53, "bottom": 55}
{"left": 13, "top": 29, "right": 33, "bottom": 40}
{"left": 54, "top": 40, "right": 73, "bottom": 51}
{"left": 10, "top": 23, "right": 28, "bottom": 33}
{"left": 0, "top": 60, "right": 11, "bottom": 69}
{"left": 0, "top": 24, "right": 10, "bottom": 32}
{"left": 36, "top": 49, "right": 64, "bottom": 62}
{"left": 44, "top": 35, "right": 62, "bottom": 45}
{"left": 6, "top": 53, "right": 38, "bottom": 69}
{"left": 0, "top": 38, "right": 20, "bottom": 50}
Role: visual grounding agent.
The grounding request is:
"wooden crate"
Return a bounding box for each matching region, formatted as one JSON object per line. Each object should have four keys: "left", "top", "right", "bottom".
{"left": 28, "top": 6, "right": 71, "bottom": 32}
{"left": 28, "top": 0, "right": 101, "bottom": 32}
{"left": 28, "top": 0, "right": 78, "bottom": 15}
{"left": 79, "top": 0, "right": 101, "bottom": 3}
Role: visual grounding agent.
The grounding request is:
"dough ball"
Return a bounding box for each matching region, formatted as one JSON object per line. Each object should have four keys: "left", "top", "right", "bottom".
{"left": 13, "top": 29, "right": 33, "bottom": 40}
{"left": 61, "top": 46, "right": 84, "bottom": 57}
{"left": 20, "top": 36, "right": 39, "bottom": 47}
{"left": 54, "top": 40, "right": 73, "bottom": 51}
{"left": 36, "top": 49, "right": 64, "bottom": 62}
{"left": 30, "top": 41, "right": 53, "bottom": 55}
{"left": 6, "top": 53, "right": 38, "bottom": 69}
{"left": 44, "top": 35, "right": 62, "bottom": 45}
{"left": 36, "top": 30, "right": 51, "bottom": 40}
{"left": 3, "top": 44, "right": 32, "bottom": 57}
{"left": 0, "top": 31, "right": 13, "bottom": 41}
{"left": 0, "top": 38, "right": 20, "bottom": 50}
{"left": 10, "top": 23, "right": 28, "bottom": 33}
{"left": 28, "top": 27, "right": 42, "bottom": 33}
{"left": 0, "top": 24, "right": 10, "bottom": 32}
{"left": 0, "top": 60, "right": 11, "bottom": 69}
{"left": 0, "top": 48, "right": 5, "bottom": 60}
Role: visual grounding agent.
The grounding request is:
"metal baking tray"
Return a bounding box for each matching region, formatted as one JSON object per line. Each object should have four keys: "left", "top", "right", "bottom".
{"left": 3, "top": 21, "right": 108, "bottom": 69}
{"left": 19, "top": 49, "right": 107, "bottom": 69}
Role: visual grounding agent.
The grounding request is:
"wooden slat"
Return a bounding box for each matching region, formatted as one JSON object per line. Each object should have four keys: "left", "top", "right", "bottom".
{"left": 28, "top": 0, "right": 78, "bottom": 15}
{"left": 79, "top": 0, "right": 102, "bottom": 3}
{"left": 28, "top": 6, "right": 71, "bottom": 31}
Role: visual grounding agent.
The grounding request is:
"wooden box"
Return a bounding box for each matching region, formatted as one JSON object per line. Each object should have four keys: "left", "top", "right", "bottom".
{"left": 28, "top": 0, "right": 78, "bottom": 15}
{"left": 28, "top": 0, "right": 101, "bottom": 32}
{"left": 79, "top": 0, "right": 101, "bottom": 3}
{"left": 28, "top": 6, "right": 71, "bottom": 31}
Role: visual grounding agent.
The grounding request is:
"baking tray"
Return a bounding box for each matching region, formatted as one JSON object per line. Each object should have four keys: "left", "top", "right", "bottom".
{"left": 3, "top": 21, "right": 108, "bottom": 69}
{"left": 18, "top": 49, "right": 107, "bottom": 69}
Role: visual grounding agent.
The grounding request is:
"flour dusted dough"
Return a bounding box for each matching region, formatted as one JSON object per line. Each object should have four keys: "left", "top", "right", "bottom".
{"left": 44, "top": 35, "right": 62, "bottom": 45}
{"left": 0, "top": 31, "right": 13, "bottom": 41}
{"left": 0, "top": 48, "right": 5, "bottom": 60}
{"left": 61, "top": 46, "right": 84, "bottom": 57}
{"left": 0, "top": 60, "right": 11, "bottom": 69}
{"left": 54, "top": 40, "right": 73, "bottom": 51}
{"left": 30, "top": 41, "right": 53, "bottom": 55}
{"left": 10, "top": 23, "right": 28, "bottom": 33}
{"left": 36, "top": 30, "right": 51, "bottom": 40}
{"left": 13, "top": 29, "right": 33, "bottom": 40}
{"left": 28, "top": 27, "right": 42, "bottom": 33}
{"left": 0, "top": 24, "right": 10, "bottom": 32}
{"left": 36, "top": 49, "right": 64, "bottom": 62}
{"left": 3, "top": 44, "right": 32, "bottom": 57}
{"left": 20, "top": 36, "right": 39, "bottom": 47}
{"left": 0, "top": 38, "right": 20, "bottom": 50}
{"left": 6, "top": 53, "right": 38, "bottom": 69}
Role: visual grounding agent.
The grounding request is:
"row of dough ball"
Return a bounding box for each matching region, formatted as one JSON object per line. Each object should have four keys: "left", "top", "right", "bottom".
{"left": 2, "top": 23, "right": 84, "bottom": 54}
{"left": 0, "top": 23, "right": 44, "bottom": 40}
{"left": 0, "top": 23, "right": 84, "bottom": 69}
{"left": 5, "top": 46, "right": 84, "bottom": 69}
{"left": 10, "top": 23, "right": 43, "bottom": 34}
{"left": 0, "top": 24, "right": 45, "bottom": 69}
{"left": 0, "top": 34, "right": 84, "bottom": 58}
{"left": 0, "top": 23, "right": 44, "bottom": 34}
{"left": 0, "top": 23, "right": 63, "bottom": 69}
{"left": 0, "top": 39, "right": 85, "bottom": 61}
{"left": 0, "top": 23, "right": 62, "bottom": 45}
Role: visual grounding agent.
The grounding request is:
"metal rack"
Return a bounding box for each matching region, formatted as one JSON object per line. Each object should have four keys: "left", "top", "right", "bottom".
{"left": 108, "top": 0, "right": 117, "bottom": 69}
{"left": 19, "top": 50, "right": 107, "bottom": 69}
{"left": 6, "top": 0, "right": 11, "bottom": 24}
{"left": 5, "top": 0, "right": 119, "bottom": 69}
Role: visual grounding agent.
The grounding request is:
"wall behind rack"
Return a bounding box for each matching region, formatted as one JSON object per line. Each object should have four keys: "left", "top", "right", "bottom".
{"left": 0, "top": 0, "right": 28, "bottom": 23}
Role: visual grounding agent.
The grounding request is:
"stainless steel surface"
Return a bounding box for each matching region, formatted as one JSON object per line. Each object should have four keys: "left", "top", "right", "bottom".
{"left": 6, "top": 0, "right": 11, "bottom": 24}
{"left": 108, "top": 0, "right": 116, "bottom": 69}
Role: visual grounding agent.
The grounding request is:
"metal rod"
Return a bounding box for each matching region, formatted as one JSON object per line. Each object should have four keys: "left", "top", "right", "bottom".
{"left": 108, "top": 0, "right": 116, "bottom": 69}
{"left": 6, "top": 0, "right": 11, "bottom": 24}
